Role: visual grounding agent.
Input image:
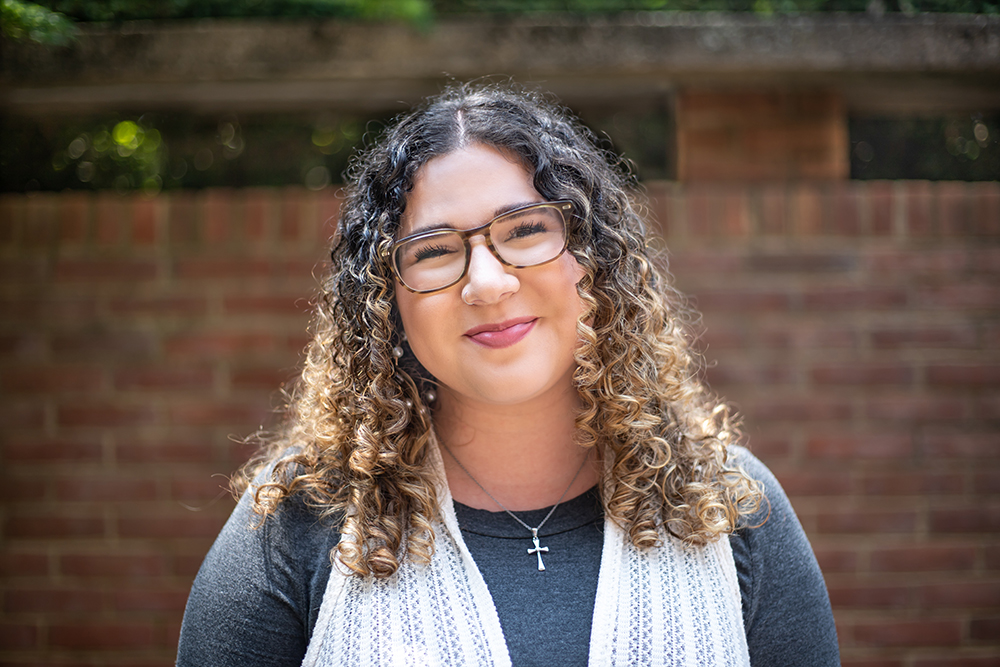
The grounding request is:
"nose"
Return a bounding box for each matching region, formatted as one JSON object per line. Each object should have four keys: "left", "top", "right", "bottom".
{"left": 461, "top": 238, "right": 519, "bottom": 306}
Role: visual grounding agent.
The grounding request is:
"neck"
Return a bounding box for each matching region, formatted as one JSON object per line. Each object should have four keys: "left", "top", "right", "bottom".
{"left": 433, "top": 382, "right": 599, "bottom": 511}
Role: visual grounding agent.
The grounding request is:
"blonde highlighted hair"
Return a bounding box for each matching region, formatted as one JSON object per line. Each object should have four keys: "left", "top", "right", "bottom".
{"left": 235, "top": 82, "right": 764, "bottom": 578}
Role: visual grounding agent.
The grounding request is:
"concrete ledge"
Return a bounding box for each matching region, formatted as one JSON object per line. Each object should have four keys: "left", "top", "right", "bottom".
{"left": 3, "top": 13, "right": 999, "bottom": 114}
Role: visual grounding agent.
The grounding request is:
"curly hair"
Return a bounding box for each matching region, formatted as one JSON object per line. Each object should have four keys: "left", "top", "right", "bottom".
{"left": 235, "top": 81, "right": 764, "bottom": 578}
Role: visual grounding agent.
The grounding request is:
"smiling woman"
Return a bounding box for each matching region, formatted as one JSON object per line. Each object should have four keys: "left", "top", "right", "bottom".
{"left": 176, "top": 82, "right": 840, "bottom": 667}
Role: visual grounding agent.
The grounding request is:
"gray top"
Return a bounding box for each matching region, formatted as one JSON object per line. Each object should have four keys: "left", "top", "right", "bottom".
{"left": 177, "top": 447, "right": 839, "bottom": 666}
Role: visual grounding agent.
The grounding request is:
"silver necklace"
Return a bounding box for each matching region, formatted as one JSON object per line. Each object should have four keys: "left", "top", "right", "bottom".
{"left": 442, "top": 446, "right": 591, "bottom": 572}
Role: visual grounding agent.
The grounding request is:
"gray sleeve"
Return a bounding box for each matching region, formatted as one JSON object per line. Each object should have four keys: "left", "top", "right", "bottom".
{"left": 729, "top": 446, "right": 840, "bottom": 666}
{"left": 176, "top": 490, "right": 336, "bottom": 667}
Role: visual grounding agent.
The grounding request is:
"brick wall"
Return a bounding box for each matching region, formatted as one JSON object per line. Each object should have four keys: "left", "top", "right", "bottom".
{"left": 2, "top": 181, "right": 998, "bottom": 665}
{"left": 676, "top": 89, "right": 850, "bottom": 182}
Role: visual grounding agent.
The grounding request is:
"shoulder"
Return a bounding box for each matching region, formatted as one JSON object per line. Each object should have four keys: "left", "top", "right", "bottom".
{"left": 725, "top": 445, "right": 841, "bottom": 665}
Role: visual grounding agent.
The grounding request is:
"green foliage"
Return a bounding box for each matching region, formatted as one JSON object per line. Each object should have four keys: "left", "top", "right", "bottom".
{"left": 1, "top": 0, "right": 76, "bottom": 44}
{"left": 431, "top": 0, "right": 997, "bottom": 12}
{"left": 33, "top": 0, "right": 430, "bottom": 21}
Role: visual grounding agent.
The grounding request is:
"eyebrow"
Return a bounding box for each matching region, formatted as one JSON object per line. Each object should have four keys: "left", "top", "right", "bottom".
{"left": 404, "top": 200, "right": 545, "bottom": 237}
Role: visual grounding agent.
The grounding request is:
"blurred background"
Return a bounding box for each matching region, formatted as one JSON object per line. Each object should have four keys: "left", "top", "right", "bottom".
{"left": 1, "top": 1, "right": 998, "bottom": 665}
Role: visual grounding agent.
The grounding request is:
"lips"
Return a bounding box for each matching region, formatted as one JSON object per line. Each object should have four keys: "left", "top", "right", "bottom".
{"left": 464, "top": 317, "right": 537, "bottom": 349}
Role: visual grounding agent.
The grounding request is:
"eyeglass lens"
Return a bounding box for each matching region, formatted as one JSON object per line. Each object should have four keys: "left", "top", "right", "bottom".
{"left": 394, "top": 204, "right": 568, "bottom": 292}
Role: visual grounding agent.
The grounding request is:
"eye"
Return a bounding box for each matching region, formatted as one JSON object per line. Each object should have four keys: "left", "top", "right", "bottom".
{"left": 503, "top": 221, "right": 549, "bottom": 241}
{"left": 412, "top": 243, "right": 458, "bottom": 263}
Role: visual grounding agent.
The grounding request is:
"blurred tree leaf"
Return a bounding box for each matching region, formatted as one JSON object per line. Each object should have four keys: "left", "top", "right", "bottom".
{"left": 1, "top": 0, "right": 76, "bottom": 44}
{"left": 32, "top": 0, "right": 431, "bottom": 21}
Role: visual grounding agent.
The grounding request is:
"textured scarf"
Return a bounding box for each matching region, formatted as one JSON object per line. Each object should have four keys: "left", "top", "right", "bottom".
{"left": 303, "top": 440, "right": 750, "bottom": 667}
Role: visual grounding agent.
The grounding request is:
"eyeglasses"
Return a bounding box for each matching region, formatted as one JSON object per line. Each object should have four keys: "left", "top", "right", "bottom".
{"left": 386, "top": 201, "right": 573, "bottom": 294}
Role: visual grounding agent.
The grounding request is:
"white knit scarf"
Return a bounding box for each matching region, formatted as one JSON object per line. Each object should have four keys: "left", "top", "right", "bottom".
{"left": 302, "top": 440, "right": 750, "bottom": 667}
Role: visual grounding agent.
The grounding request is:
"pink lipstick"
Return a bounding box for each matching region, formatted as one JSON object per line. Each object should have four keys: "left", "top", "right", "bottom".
{"left": 464, "top": 318, "right": 537, "bottom": 349}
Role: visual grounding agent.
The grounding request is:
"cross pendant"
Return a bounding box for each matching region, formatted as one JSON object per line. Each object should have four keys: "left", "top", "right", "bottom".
{"left": 527, "top": 528, "right": 549, "bottom": 571}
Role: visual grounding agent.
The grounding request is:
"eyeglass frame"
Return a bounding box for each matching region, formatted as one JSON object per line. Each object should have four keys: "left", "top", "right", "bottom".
{"left": 383, "top": 200, "right": 575, "bottom": 294}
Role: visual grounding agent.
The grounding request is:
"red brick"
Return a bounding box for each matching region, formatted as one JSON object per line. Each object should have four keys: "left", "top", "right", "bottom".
{"left": 988, "top": 545, "right": 1000, "bottom": 570}
{"left": 174, "top": 258, "right": 313, "bottom": 279}
{"left": 691, "top": 288, "right": 791, "bottom": 312}
{"left": 925, "top": 432, "right": 999, "bottom": 458}
{"left": 51, "top": 331, "right": 157, "bottom": 359}
{"left": 243, "top": 188, "right": 275, "bottom": 242}
{"left": 974, "top": 471, "right": 1000, "bottom": 495}
{"left": 920, "top": 582, "right": 1000, "bottom": 608}
{"left": 167, "top": 192, "right": 199, "bottom": 245}
{"left": 167, "top": 401, "right": 268, "bottom": 427}
{"left": 969, "top": 617, "right": 1000, "bottom": 642}
{"left": 928, "top": 364, "right": 1000, "bottom": 388}
{"left": 861, "top": 473, "right": 964, "bottom": 495}
{"left": 57, "top": 403, "right": 158, "bottom": 428}
{"left": 802, "top": 287, "right": 908, "bottom": 311}
{"left": 55, "top": 475, "right": 158, "bottom": 502}
{"left": 870, "top": 545, "right": 977, "bottom": 572}
{"left": 22, "top": 196, "right": 57, "bottom": 247}
{"left": 774, "top": 470, "right": 853, "bottom": 496}
{"left": 116, "top": 440, "right": 214, "bottom": 464}
{"left": 757, "top": 184, "right": 788, "bottom": 235}
{"left": 970, "top": 181, "right": 1000, "bottom": 236}
{"left": 223, "top": 295, "right": 311, "bottom": 316}
{"left": 113, "top": 367, "right": 213, "bottom": 391}
{"left": 931, "top": 506, "right": 1000, "bottom": 533}
{"left": 854, "top": 619, "right": 962, "bottom": 647}
{"left": 0, "top": 622, "right": 39, "bottom": 649}
{"left": 704, "top": 362, "right": 794, "bottom": 388}
{"left": 60, "top": 552, "right": 167, "bottom": 579}
{"left": 4, "top": 512, "right": 104, "bottom": 539}
{"left": 870, "top": 327, "right": 977, "bottom": 349}
{"left": 231, "top": 366, "right": 297, "bottom": 390}
{"left": 807, "top": 434, "right": 913, "bottom": 460}
{"left": 57, "top": 191, "right": 91, "bottom": 243}
{"left": 131, "top": 196, "right": 160, "bottom": 245}
{"left": 811, "top": 364, "right": 913, "bottom": 386}
{"left": 2, "top": 437, "right": 103, "bottom": 463}
{"left": 904, "top": 181, "right": 935, "bottom": 236}
{"left": 53, "top": 258, "right": 159, "bottom": 282}
{"left": 937, "top": 181, "right": 972, "bottom": 236}
{"left": 868, "top": 181, "right": 894, "bottom": 235}
{"left": 94, "top": 191, "right": 126, "bottom": 246}
{"left": 912, "top": 657, "right": 1000, "bottom": 667}
{"left": 831, "top": 184, "right": 862, "bottom": 234}
{"left": 866, "top": 396, "right": 968, "bottom": 422}
{"left": 0, "top": 550, "right": 50, "bottom": 577}
{"left": 118, "top": 511, "right": 226, "bottom": 539}
{"left": 0, "top": 401, "right": 45, "bottom": 428}
{"left": 163, "top": 332, "right": 281, "bottom": 358}
{"left": 279, "top": 188, "right": 302, "bottom": 240}
{"left": 816, "top": 509, "right": 918, "bottom": 534}
{"left": 107, "top": 295, "right": 208, "bottom": 318}
{"left": 4, "top": 587, "right": 106, "bottom": 613}
{"left": 203, "top": 189, "right": 232, "bottom": 244}
{"left": 792, "top": 184, "right": 825, "bottom": 235}
{"left": 170, "top": 475, "right": 232, "bottom": 502}
{"left": 113, "top": 587, "right": 190, "bottom": 612}
{"left": 0, "top": 366, "right": 104, "bottom": 394}
{"left": 0, "top": 258, "right": 48, "bottom": 283}
{"left": 813, "top": 547, "right": 859, "bottom": 573}
{"left": 746, "top": 396, "right": 853, "bottom": 422}
{"left": 828, "top": 583, "right": 912, "bottom": 608}
{"left": 757, "top": 324, "right": 858, "bottom": 350}
{"left": 916, "top": 284, "right": 1000, "bottom": 309}
{"left": 49, "top": 622, "right": 157, "bottom": 650}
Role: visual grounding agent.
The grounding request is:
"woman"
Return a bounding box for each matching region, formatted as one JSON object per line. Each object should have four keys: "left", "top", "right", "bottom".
{"left": 177, "top": 83, "right": 839, "bottom": 666}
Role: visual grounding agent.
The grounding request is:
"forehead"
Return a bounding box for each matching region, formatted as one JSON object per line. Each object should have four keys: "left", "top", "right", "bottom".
{"left": 398, "top": 144, "right": 540, "bottom": 237}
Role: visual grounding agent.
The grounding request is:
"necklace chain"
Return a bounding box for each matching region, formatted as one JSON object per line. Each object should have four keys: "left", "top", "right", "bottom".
{"left": 441, "top": 445, "right": 591, "bottom": 536}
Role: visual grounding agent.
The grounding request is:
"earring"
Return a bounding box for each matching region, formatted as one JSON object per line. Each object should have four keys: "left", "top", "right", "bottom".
{"left": 392, "top": 330, "right": 407, "bottom": 359}
{"left": 424, "top": 389, "right": 437, "bottom": 404}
